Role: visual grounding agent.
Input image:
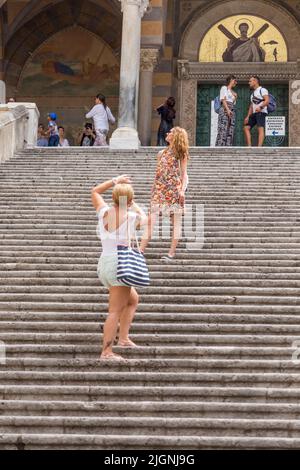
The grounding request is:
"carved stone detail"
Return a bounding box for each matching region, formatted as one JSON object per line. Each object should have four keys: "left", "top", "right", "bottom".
{"left": 177, "top": 61, "right": 300, "bottom": 81}
{"left": 119, "top": 0, "right": 149, "bottom": 16}
{"left": 177, "top": 60, "right": 190, "bottom": 80}
{"left": 179, "top": 79, "right": 197, "bottom": 146}
{"left": 289, "top": 79, "right": 300, "bottom": 146}
{"left": 140, "top": 48, "right": 159, "bottom": 72}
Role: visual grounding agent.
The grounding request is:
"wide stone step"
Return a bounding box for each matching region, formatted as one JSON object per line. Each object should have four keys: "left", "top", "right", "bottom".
{"left": 0, "top": 385, "right": 299, "bottom": 403}
{"left": 1, "top": 302, "right": 300, "bottom": 315}
{"left": 0, "top": 333, "right": 297, "bottom": 346}
{"left": 0, "top": 370, "right": 299, "bottom": 387}
{"left": 2, "top": 433, "right": 300, "bottom": 450}
{"left": 1, "top": 357, "right": 298, "bottom": 371}
{"left": 3, "top": 399, "right": 300, "bottom": 419}
{"left": 0, "top": 345, "right": 295, "bottom": 359}
{"left": 2, "top": 415, "right": 300, "bottom": 438}
{"left": 1, "top": 310, "right": 300, "bottom": 323}
{"left": 1, "top": 277, "right": 300, "bottom": 286}
{"left": 0, "top": 293, "right": 299, "bottom": 306}
{"left": 1, "top": 285, "right": 300, "bottom": 297}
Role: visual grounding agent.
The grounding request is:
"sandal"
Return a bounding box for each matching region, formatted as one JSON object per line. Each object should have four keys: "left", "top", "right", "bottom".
{"left": 161, "top": 255, "right": 175, "bottom": 262}
{"left": 99, "top": 353, "right": 126, "bottom": 362}
{"left": 118, "top": 340, "right": 139, "bottom": 348}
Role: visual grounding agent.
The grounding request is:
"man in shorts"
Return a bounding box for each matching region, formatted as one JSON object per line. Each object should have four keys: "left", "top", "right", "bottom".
{"left": 244, "top": 75, "right": 270, "bottom": 147}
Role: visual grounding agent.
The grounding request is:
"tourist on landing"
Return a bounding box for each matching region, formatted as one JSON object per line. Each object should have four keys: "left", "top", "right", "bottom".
{"left": 37, "top": 124, "right": 48, "bottom": 147}
{"left": 141, "top": 127, "right": 189, "bottom": 262}
{"left": 86, "top": 94, "right": 115, "bottom": 146}
{"left": 216, "top": 75, "right": 238, "bottom": 146}
{"left": 91, "top": 176, "right": 148, "bottom": 361}
{"left": 7, "top": 97, "right": 16, "bottom": 103}
{"left": 58, "top": 126, "right": 70, "bottom": 147}
{"left": 47, "top": 112, "right": 59, "bottom": 147}
{"left": 244, "top": 75, "right": 270, "bottom": 147}
{"left": 80, "top": 123, "right": 96, "bottom": 147}
{"left": 156, "top": 97, "right": 176, "bottom": 146}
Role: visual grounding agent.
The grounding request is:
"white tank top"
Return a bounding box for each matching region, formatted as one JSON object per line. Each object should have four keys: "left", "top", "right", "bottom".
{"left": 97, "top": 205, "right": 137, "bottom": 257}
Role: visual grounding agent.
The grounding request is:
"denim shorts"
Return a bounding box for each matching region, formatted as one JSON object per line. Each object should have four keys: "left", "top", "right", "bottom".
{"left": 248, "top": 112, "right": 267, "bottom": 129}
{"left": 97, "top": 255, "right": 124, "bottom": 288}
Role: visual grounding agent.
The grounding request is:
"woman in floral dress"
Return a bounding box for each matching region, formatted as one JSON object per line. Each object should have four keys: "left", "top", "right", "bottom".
{"left": 141, "top": 127, "right": 190, "bottom": 261}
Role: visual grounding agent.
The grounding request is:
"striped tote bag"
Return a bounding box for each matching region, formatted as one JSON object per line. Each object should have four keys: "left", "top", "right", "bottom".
{"left": 117, "top": 228, "right": 150, "bottom": 287}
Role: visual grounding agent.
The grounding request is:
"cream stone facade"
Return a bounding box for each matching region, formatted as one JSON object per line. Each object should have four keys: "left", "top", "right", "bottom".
{"left": 0, "top": 0, "right": 299, "bottom": 146}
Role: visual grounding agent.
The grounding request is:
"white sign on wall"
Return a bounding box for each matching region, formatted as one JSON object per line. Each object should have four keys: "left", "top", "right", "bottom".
{"left": 210, "top": 100, "right": 219, "bottom": 146}
{"left": 266, "top": 116, "right": 286, "bottom": 137}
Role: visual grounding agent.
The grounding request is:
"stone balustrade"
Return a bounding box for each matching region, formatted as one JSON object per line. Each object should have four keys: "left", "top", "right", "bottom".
{"left": 0, "top": 103, "right": 40, "bottom": 163}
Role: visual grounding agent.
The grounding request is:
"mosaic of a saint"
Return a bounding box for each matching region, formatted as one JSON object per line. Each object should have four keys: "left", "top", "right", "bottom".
{"left": 220, "top": 22, "right": 267, "bottom": 62}
{"left": 199, "top": 15, "right": 288, "bottom": 63}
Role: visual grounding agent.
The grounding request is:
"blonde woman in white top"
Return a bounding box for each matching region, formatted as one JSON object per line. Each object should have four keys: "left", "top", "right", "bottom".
{"left": 91, "top": 176, "right": 148, "bottom": 361}
{"left": 216, "top": 75, "right": 238, "bottom": 147}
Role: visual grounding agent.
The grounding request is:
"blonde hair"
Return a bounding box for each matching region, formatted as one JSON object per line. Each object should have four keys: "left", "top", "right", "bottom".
{"left": 171, "top": 127, "right": 190, "bottom": 161}
{"left": 112, "top": 183, "right": 134, "bottom": 206}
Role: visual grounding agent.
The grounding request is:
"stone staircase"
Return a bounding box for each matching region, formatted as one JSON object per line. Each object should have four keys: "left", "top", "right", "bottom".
{"left": 0, "top": 146, "right": 300, "bottom": 449}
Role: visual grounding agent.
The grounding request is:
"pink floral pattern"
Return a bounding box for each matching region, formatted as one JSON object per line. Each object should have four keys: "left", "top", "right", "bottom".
{"left": 151, "top": 148, "right": 183, "bottom": 215}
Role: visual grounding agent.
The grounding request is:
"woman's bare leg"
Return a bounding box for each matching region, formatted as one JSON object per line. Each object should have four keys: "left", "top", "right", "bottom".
{"left": 101, "top": 286, "right": 131, "bottom": 359}
{"left": 140, "top": 211, "right": 157, "bottom": 253}
{"left": 118, "top": 288, "right": 139, "bottom": 347}
{"left": 168, "top": 212, "right": 183, "bottom": 257}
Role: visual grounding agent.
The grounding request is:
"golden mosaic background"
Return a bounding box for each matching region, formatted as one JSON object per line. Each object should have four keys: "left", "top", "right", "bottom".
{"left": 199, "top": 15, "right": 288, "bottom": 62}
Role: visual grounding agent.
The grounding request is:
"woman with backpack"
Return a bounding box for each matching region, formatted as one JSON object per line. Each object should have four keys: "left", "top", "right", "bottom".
{"left": 86, "top": 94, "right": 115, "bottom": 146}
{"left": 215, "top": 75, "right": 238, "bottom": 147}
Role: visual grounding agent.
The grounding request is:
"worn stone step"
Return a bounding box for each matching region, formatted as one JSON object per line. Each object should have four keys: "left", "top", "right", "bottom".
{"left": 1, "top": 357, "right": 299, "bottom": 372}
{"left": 2, "top": 415, "right": 300, "bottom": 438}
{"left": 0, "top": 345, "right": 295, "bottom": 359}
{"left": 0, "top": 333, "right": 296, "bottom": 346}
{"left": 3, "top": 399, "right": 300, "bottom": 419}
{"left": 1, "top": 302, "right": 299, "bottom": 315}
{"left": 2, "top": 433, "right": 300, "bottom": 450}
{"left": 0, "top": 385, "right": 299, "bottom": 403}
{"left": 0, "top": 371, "right": 299, "bottom": 387}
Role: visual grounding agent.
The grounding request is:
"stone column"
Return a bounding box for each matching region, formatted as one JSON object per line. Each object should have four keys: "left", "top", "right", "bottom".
{"left": 138, "top": 48, "right": 159, "bottom": 146}
{"left": 110, "top": 0, "right": 149, "bottom": 150}
{"left": 0, "top": 80, "right": 6, "bottom": 104}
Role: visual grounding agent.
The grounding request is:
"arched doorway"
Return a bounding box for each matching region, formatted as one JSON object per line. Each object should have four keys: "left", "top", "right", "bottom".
{"left": 3, "top": 0, "right": 122, "bottom": 144}
{"left": 178, "top": 0, "right": 300, "bottom": 147}
{"left": 16, "top": 26, "right": 120, "bottom": 144}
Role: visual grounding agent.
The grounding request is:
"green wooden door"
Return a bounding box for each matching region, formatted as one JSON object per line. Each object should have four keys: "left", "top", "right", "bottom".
{"left": 196, "top": 84, "right": 289, "bottom": 147}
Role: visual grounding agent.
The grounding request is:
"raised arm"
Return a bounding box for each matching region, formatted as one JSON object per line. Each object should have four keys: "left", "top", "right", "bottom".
{"left": 131, "top": 201, "right": 148, "bottom": 228}
{"left": 91, "top": 175, "right": 131, "bottom": 212}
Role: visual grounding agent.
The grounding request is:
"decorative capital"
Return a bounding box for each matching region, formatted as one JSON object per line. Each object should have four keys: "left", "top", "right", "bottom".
{"left": 119, "top": 0, "right": 150, "bottom": 17}
{"left": 140, "top": 48, "right": 159, "bottom": 72}
{"left": 177, "top": 60, "right": 190, "bottom": 80}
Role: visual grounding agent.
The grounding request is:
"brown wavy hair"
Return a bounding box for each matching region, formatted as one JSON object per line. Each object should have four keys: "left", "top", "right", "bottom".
{"left": 170, "top": 127, "right": 190, "bottom": 161}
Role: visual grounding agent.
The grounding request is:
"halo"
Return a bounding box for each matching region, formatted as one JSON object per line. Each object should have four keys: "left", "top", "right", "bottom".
{"left": 234, "top": 18, "right": 254, "bottom": 36}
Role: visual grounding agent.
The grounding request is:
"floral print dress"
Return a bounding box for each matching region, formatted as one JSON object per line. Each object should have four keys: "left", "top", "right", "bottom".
{"left": 151, "top": 148, "right": 184, "bottom": 215}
